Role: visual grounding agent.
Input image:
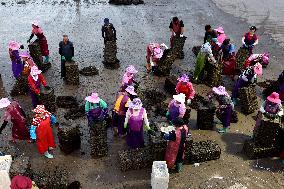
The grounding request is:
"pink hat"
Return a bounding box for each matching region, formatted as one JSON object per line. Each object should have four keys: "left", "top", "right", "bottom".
{"left": 8, "top": 41, "right": 20, "bottom": 50}
{"left": 153, "top": 47, "right": 163, "bottom": 59}
{"left": 267, "top": 92, "right": 281, "bottom": 104}
{"left": 212, "top": 86, "right": 228, "bottom": 96}
{"left": 129, "top": 98, "right": 142, "bottom": 109}
{"left": 125, "top": 86, "right": 137, "bottom": 96}
{"left": 126, "top": 65, "right": 138, "bottom": 74}
{"left": 32, "top": 20, "right": 39, "bottom": 27}
{"left": 253, "top": 63, "right": 262, "bottom": 75}
{"left": 262, "top": 53, "right": 269, "bottom": 65}
{"left": 10, "top": 175, "right": 33, "bottom": 189}
{"left": 215, "top": 27, "right": 225, "bottom": 34}
{"left": 177, "top": 74, "right": 189, "bottom": 82}
{"left": 30, "top": 66, "right": 42, "bottom": 75}
{"left": 19, "top": 51, "right": 30, "bottom": 58}
{"left": 85, "top": 93, "right": 100, "bottom": 103}
{"left": 32, "top": 105, "right": 46, "bottom": 114}
{"left": 0, "top": 98, "right": 11, "bottom": 109}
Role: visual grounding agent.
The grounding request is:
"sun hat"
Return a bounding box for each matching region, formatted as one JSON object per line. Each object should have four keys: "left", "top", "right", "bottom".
{"left": 215, "top": 27, "right": 225, "bottom": 34}
{"left": 177, "top": 74, "right": 189, "bottom": 83}
{"left": 267, "top": 92, "right": 281, "bottom": 104}
{"left": 125, "top": 86, "right": 137, "bottom": 96}
{"left": 8, "top": 41, "right": 20, "bottom": 50}
{"left": 32, "top": 105, "right": 46, "bottom": 114}
{"left": 126, "top": 65, "right": 138, "bottom": 74}
{"left": 212, "top": 86, "right": 228, "bottom": 96}
{"left": 262, "top": 53, "right": 269, "bottom": 65}
{"left": 19, "top": 51, "right": 30, "bottom": 58}
{"left": 30, "top": 66, "right": 42, "bottom": 75}
{"left": 253, "top": 63, "right": 262, "bottom": 75}
{"left": 173, "top": 93, "right": 186, "bottom": 104}
{"left": 153, "top": 47, "right": 163, "bottom": 59}
{"left": 10, "top": 175, "right": 33, "bottom": 189}
{"left": 0, "top": 98, "right": 11, "bottom": 109}
{"left": 129, "top": 98, "right": 142, "bottom": 109}
{"left": 85, "top": 93, "right": 100, "bottom": 103}
{"left": 32, "top": 20, "right": 39, "bottom": 27}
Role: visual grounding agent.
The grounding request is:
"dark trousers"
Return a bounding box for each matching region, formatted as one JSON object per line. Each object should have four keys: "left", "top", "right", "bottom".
{"left": 61, "top": 60, "right": 66, "bottom": 78}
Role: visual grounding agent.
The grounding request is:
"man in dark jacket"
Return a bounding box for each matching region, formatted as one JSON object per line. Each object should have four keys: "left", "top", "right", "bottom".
{"left": 204, "top": 25, "right": 217, "bottom": 44}
{"left": 102, "top": 18, "right": 116, "bottom": 44}
{"left": 59, "top": 35, "right": 74, "bottom": 78}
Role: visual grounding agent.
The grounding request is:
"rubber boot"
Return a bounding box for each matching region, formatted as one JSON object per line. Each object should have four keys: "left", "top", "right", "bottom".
{"left": 218, "top": 127, "right": 227, "bottom": 133}
{"left": 176, "top": 163, "right": 183, "bottom": 173}
{"left": 44, "top": 56, "right": 49, "bottom": 63}
{"left": 44, "top": 151, "right": 54, "bottom": 159}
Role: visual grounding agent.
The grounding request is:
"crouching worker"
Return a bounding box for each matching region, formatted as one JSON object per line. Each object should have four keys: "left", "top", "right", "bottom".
{"left": 146, "top": 43, "right": 168, "bottom": 73}
{"left": 175, "top": 74, "right": 195, "bottom": 105}
{"left": 164, "top": 118, "right": 189, "bottom": 173}
{"left": 30, "top": 105, "right": 56, "bottom": 159}
{"left": 166, "top": 93, "right": 186, "bottom": 123}
{"left": 85, "top": 92, "right": 108, "bottom": 125}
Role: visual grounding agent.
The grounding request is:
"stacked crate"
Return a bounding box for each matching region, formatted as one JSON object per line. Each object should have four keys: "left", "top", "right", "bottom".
{"left": 65, "top": 61, "right": 79, "bottom": 85}
{"left": 103, "top": 41, "right": 119, "bottom": 69}
{"left": 239, "top": 85, "right": 258, "bottom": 115}
{"left": 197, "top": 102, "right": 216, "bottom": 130}
{"left": 151, "top": 161, "right": 169, "bottom": 189}
{"left": 172, "top": 36, "right": 187, "bottom": 59}
{"left": 58, "top": 122, "right": 81, "bottom": 154}
{"left": 39, "top": 86, "right": 56, "bottom": 113}
{"left": 89, "top": 121, "right": 108, "bottom": 158}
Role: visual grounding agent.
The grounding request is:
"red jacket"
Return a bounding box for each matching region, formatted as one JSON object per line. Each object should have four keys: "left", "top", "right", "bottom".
{"left": 28, "top": 74, "right": 47, "bottom": 94}
{"left": 175, "top": 81, "right": 195, "bottom": 100}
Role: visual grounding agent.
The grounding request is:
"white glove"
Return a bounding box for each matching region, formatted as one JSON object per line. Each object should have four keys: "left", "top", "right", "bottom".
{"left": 173, "top": 32, "right": 176, "bottom": 36}
{"left": 180, "top": 34, "right": 184, "bottom": 37}
{"left": 259, "top": 106, "right": 265, "bottom": 113}
{"left": 241, "top": 75, "right": 248, "bottom": 82}
{"left": 186, "top": 99, "right": 191, "bottom": 105}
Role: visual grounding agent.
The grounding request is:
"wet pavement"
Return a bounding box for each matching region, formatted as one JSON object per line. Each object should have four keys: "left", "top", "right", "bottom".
{"left": 0, "top": 0, "right": 284, "bottom": 188}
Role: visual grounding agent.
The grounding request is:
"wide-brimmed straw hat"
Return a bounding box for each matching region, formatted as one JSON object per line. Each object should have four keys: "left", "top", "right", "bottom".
{"left": 30, "top": 66, "right": 42, "bottom": 75}
{"left": 10, "top": 175, "right": 32, "bottom": 189}
{"left": 0, "top": 98, "right": 11, "bottom": 109}
{"left": 85, "top": 93, "right": 100, "bottom": 103}
{"left": 8, "top": 41, "right": 20, "bottom": 50}
{"left": 129, "top": 98, "right": 143, "bottom": 109}
{"left": 177, "top": 74, "right": 189, "bottom": 83}
{"left": 173, "top": 93, "right": 186, "bottom": 104}
{"left": 267, "top": 92, "right": 281, "bottom": 104}
{"left": 125, "top": 86, "right": 137, "bottom": 96}
{"left": 126, "top": 65, "right": 138, "bottom": 74}
{"left": 215, "top": 27, "right": 225, "bottom": 34}
{"left": 212, "top": 86, "right": 228, "bottom": 96}
{"left": 253, "top": 63, "right": 262, "bottom": 75}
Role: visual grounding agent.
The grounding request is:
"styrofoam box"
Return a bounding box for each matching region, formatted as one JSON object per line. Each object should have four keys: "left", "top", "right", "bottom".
{"left": 0, "top": 155, "right": 12, "bottom": 189}
{"left": 151, "top": 161, "right": 169, "bottom": 189}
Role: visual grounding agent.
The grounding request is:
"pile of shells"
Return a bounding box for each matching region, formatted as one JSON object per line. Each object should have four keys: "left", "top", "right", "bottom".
{"left": 164, "top": 75, "right": 178, "bottom": 95}
{"left": 58, "top": 122, "right": 81, "bottom": 154}
{"left": 65, "top": 61, "right": 79, "bottom": 85}
{"left": 103, "top": 41, "right": 119, "bottom": 69}
{"left": 190, "top": 94, "right": 207, "bottom": 110}
{"left": 261, "top": 80, "right": 279, "bottom": 99}
{"left": 56, "top": 96, "right": 78, "bottom": 109}
{"left": 243, "top": 139, "right": 280, "bottom": 159}
{"left": 9, "top": 156, "right": 32, "bottom": 178}
{"left": 0, "top": 145, "right": 18, "bottom": 157}
{"left": 155, "top": 49, "right": 177, "bottom": 76}
{"left": 197, "top": 102, "right": 216, "bottom": 130}
{"left": 149, "top": 131, "right": 167, "bottom": 161}
{"left": 39, "top": 86, "right": 56, "bottom": 113}
{"left": 31, "top": 166, "right": 68, "bottom": 189}
{"left": 235, "top": 47, "right": 250, "bottom": 71}
{"left": 186, "top": 140, "right": 221, "bottom": 164}
{"left": 239, "top": 85, "right": 258, "bottom": 115}
{"left": 79, "top": 66, "right": 99, "bottom": 76}
{"left": 118, "top": 146, "right": 152, "bottom": 172}
{"left": 10, "top": 77, "right": 29, "bottom": 96}
{"left": 172, "top": 36, "right": 187, "bottom": 59}
{"left": 28, "top": 41, "right": 43, "bottom": 68}
{"left": 109, "top": 0, "right": 144, "bottom": 5}
{"left": 64, "top": 105, "right": 85, "bottom": 120}
{"left": 204, "top": 57, "right": 223, "bottom": 87}
{"left": 89, "top": 121, "right": 108, "bottom": 158}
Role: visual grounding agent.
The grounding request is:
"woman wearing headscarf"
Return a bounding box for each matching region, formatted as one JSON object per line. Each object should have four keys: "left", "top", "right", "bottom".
{"left": 221, "top": 38, "right": 237, "bottom": 77}
{"left": 27, "top": 66, "right": 47, "bottom": 108}
{"left": 31, "top": 105, "right": 56, "bottom": 158}
{"left": 215, "top": 27, "right": 227, "bottom": 44}
{"left": 208, "top": 86, "right": 234, "bottom": 133}
{"left": 193, "top": 42, "right": 217, "bottom": 81}
{"left": 244, "top": 53, "right": 269, "bottom": 69}
{"left": 19, "top": 51, "right": 37, "bottom": 76}
{"left": 175, "top": 74, "right": 195, "bottom": 105}
{"left": 27, "top": 21, "right": 50, "bottom": 63}
{"left": 166, "top": 93, "right": 186, "bottom": 123}
{"left": 121, "top": 65, "right": 138, "bottom": 91}
{"left": 8, "top": 41, "right": 24, "bottom": 79}
{"left": 169, "top": 17, "right": 185, "bottom": 48}
{"left": 124, "top": 98, "right": 151, "bottom": 149}
{"left": 0, "top": 98, "right": 30, "bottom": 143}
{"left": 146, "top": 43, "right": 168, "bottom": 73}
{"left": 112, "top": 86, "right": 137, "bottom": 137}
{"left": 85, "top": 92, "right": 108, "bottom": 125}
{"left": 164, "top": 118, "right": 188, "bottom": 172}
{"left": 231, "top": 63, "right": 262, "bottom": 104}
{"left": 242, "top": 26, "right": 259, "bottom": 54}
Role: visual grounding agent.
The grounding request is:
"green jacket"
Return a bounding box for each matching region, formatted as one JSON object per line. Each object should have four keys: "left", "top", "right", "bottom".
{"left": 85, "top": 99, "right": 108, "bottom": 112}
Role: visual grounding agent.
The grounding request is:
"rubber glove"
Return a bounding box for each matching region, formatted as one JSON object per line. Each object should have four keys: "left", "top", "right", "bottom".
{"left": 180, "top": 34, "right": 184, "bottom": 37}
{"left": 173, "top": 32, "right": 176, "bottom": 36}
{"left": 61, "top": 56, "right": 66, "bottom": 61}
{"left": 124, "top": 123, "right": 127, "bottom": 129}
{"left": 187, "top": 99, "right": 191, "bottom": 105}
{"left": 166, "top": 111, "right": 170, "bottom": 118}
